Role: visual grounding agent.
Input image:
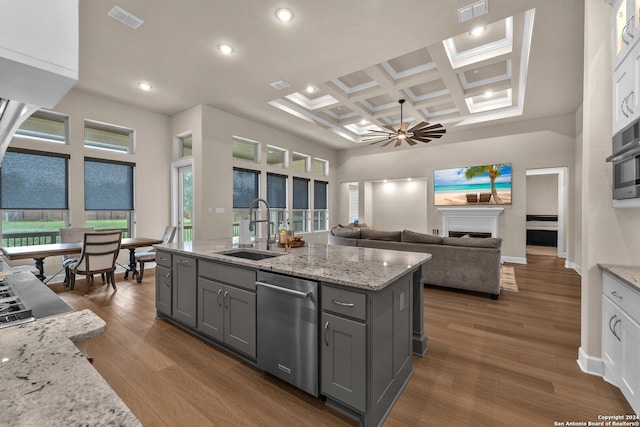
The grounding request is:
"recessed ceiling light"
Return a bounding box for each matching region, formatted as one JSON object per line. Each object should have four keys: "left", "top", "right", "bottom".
{"left": 360, "top": 119, "right": 367, "bottom": 125}
{"left": 217, "top": 43, "right": 234, "bottom": 55}
{"left": 470, "top": 26, "right": 485, "bottom": 37}
{"left": 138, "top": 82, "right": 152, "bottom": 91}
{"left": 306, "top": 85, "right": 315, "bottom": 94}
{"left": 484, "top": 90, "right": 494, "bottom": 98}
{"left": 275, "top": 8, "right": 294, "bottom": 22}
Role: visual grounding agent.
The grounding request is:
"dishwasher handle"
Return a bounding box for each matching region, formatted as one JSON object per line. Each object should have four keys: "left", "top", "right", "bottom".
{"left": 256, "top": 281, "right": 315, "bottom": 301}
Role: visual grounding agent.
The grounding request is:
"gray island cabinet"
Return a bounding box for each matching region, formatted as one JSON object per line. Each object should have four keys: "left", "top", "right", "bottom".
{"left": 154, "top": 240, "right": 429, "bottom": 427}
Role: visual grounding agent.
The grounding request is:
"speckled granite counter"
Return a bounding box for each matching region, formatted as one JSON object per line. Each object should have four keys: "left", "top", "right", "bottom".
{"left": 599, "top": 264, "right": 640, "bottom": 292}
{"left": 0, "top": 309, "right": 141, "bottom": 426}
{"left": 156, "top": 239, "right": 431, "bottom": 290}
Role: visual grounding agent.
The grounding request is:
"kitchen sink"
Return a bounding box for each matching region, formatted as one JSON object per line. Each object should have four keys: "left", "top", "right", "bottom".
{"left": 220, "top": 250, "right": 281, "bottom": 261}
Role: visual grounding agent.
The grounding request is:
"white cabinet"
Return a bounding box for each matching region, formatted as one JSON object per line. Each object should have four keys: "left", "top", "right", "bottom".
{"left": 613, "top": 0, "right": 640, "bottom": 70}
{"left": 602, "top": 272, "right": 640, "bottom": 414}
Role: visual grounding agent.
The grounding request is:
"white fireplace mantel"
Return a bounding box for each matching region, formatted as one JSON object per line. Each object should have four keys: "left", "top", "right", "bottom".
{"left": 437, "top": 207, "right": 504, "bottom": 238}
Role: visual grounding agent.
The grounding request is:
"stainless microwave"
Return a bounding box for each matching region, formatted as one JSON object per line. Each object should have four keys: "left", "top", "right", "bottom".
{"left": 607, "top": 119, "right": 640, "bottom": 200}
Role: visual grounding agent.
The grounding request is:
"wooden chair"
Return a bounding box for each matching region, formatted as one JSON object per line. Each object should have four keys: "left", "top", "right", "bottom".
{"left": 466, "top": 193, "right": 478, "bottom": 203}
{"left": 67, "top": 231, "right": 122, "bottom": 296}
{"left": 479, "top": 193, "right": 492, "bottom": 203}
{"left": 59, "top": 227, "right": 95, "bottom": 286}
{"left": 134, "top": 225, "right": 177, "bottom": 283}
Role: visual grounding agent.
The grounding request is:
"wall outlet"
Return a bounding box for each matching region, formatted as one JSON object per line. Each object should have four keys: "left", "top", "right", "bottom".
{"left": 215, "top": 208, "right": 225, "bottom": 214}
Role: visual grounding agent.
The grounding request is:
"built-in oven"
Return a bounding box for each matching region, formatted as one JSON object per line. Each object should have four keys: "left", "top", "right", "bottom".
{"left": 607, "top": 118, "right": 640, "bottom": 200}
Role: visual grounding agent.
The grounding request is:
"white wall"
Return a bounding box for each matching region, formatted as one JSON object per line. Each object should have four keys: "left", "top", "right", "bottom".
{"left": 370, "top": 179, "right": 428, "bottom": 232}
{"left": 337, "top": 114, "right": 577, "bottom": 263}
{"left": 526, "top": 174, "right": 558, "bottom": 215}
{"left": 7, "top": 89, "right": 172, "bottom": 275}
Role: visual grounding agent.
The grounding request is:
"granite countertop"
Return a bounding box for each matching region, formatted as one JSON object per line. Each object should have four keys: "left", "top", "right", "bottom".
{"left": 0, "top": 309, "right": 141, "bottom": 427}
{"left": 156, "top": 239, "right": 431, "bottom": 291}
{"left": 599, "top": 264, "right": 640, "bottom": 292}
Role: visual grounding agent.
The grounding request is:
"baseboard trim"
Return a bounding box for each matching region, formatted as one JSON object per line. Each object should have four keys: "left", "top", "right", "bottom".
{"left": 502, "top": 256, "right": 527, "bottom": 264}
{"left": 565, "top": 261, "right": 582, "bottom": 276}
{"left": 577, "top": 346, "right": 604, "bottom": 377}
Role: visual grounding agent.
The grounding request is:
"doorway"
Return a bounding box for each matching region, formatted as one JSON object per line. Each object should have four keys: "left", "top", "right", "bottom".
{"left": 172, "top": 160, "right": 193, "bottom": 243}
{"left": 525, "top": 167, "right": 567, "bottom": 258}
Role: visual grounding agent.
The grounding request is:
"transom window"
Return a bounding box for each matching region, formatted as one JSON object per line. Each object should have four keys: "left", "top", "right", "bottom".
{"left": 15, "top": 110, "right": 67, "bottom": 144}
{"left": 180, "top": 134, "right": 193, "bottom": 157}
{"left": 233, "top": 137, "right": 259, "bottom": 162}
{"left": 313, "top": 158, "right": 329, "bottom": 176}
{"left": 266, "top": 145, "right": 287, "bottom": 169}
{"left": 84, "top": 120, "right": 133, "bottom": 153}
{"left": 292, "top": 152, "right": 309, "bottom": 173}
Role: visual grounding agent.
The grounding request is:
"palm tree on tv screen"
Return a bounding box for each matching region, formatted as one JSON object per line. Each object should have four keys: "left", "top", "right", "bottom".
{"left": 464, "top": 164, "right": 504, "bottom": 204}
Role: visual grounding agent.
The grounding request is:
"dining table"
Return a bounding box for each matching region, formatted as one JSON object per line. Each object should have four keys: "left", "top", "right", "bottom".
{"left": 1, "top": 237, "right": 164, "bottom": 283}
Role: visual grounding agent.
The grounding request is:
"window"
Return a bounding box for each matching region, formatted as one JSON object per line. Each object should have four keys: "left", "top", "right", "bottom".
{"left": 313, "top": 158, "right": 328, "bottom": 176}
{"left": 180, "top": 134, "right": 193, "bottom": 157}
{"left": 15, "top": 110, "right": 67, "bottom": 144}
{"left": 292, "top": 152, "right": 309, "bottom": 173}
{"left": 232, "top": 168, "right": 259, "bottom": 236}
{"left": 313, "top": 180, "right": 328, "bottom": 231}
{"left": 267, "top": 173, "right": 287, "bottom": 229}
{"left": 0, "top": 149, "right": 69, "bottom": 246}
{"left": 85, "top": 120, "right": 133, "bottom": 153}
{"left": 233, "top": 137, "right": 259, "bottom": 162}
{"left": 292, "top": 177, "right": 309, "bottom": 233}
{"left": 84, "top": 158, "right": 135, "bottom": 237}
{"left": 348, "top": 184, "right": 359, "bottom": 223}
{"left": 266, "top": 145, "right": 287, "bottom": 169}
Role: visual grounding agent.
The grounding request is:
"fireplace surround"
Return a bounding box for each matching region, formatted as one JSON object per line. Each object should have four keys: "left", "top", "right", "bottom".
{"left": 437, "top": 207, "right": 504, "bottom": 238}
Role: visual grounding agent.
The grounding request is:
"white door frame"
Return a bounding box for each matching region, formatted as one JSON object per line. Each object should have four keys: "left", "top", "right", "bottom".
{"left": 525, "top": 167, "right": 567, "bottom": 258}
{"left": 171, "top": 158, "right": 194, "bottom": 243}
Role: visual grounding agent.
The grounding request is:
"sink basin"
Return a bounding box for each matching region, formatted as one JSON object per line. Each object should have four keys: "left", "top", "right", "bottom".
{"left": 220, "top": 250, "right": 281, "bottom": 261}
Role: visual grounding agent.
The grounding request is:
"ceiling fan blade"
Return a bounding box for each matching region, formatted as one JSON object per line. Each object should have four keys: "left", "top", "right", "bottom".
{"left": 366, "top": 129, "right": 395, "bottom": 134}
{"left": 419, "top": 123, "right": 445, "bottom": 131}
{"left": 400, "top": 122, "right": 409, "bottom": 132}
{"left": 413, "top": 137, "right": 432, "bottom": 143}
{"left": 408, "top": 121, "right": 428, "bottom": 132}
{"left": 394, "top": 139, "right": 402, "bottom": 147}
{"left": 405, "top": 138, "right": 418, "bottom": 146}
{"left": 383, "top": 125, "right": 398, "bottom": 134}
{"left": 414, "top": 129, "right": 446, "bottom": 136}
{"left": 382, "top": 139, "right": 396, "bottom": 147}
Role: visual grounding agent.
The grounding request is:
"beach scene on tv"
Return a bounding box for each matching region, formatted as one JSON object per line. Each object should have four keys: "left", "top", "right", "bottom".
{"left": 434, "top": 163, "right": 512, "bottom": 206}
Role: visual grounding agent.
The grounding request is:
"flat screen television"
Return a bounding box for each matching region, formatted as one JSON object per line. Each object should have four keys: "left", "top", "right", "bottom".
{"left": 434, "top": 163, "right": 512, "bottom": 206}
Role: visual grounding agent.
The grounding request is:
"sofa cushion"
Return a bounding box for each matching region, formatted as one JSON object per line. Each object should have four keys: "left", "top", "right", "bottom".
{"left": 401, "top": 230, "right": 443, "bottom": 245}
{"left": 360, "top": 229, "right": 401, "bottom": 241}
{"left": 331, "top": 226, "right": 361, "bottom": 238}
{"left": 442, "top": 236, "right": 502, "bottom": 248}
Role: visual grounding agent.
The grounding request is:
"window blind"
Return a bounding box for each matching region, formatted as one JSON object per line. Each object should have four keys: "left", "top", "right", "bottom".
{"left": 314, "top": 180, "right": 328, "bottom": 210}
{"left": 293, "top": 177, "right": 309, "bottom": 209}
{"left": 84, "top": 158, "right": 135, "bottom": 210}
{"left": 233, "top": 168, "right": 259, "bottom": 208}
{"left": 0, "top": 149, "right": 69, "bottom": 209}
{"left": 267, "top": 173, "right": 287, "bottom": 209}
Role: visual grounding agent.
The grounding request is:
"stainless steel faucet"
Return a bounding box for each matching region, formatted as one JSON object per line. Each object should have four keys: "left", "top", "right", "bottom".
{"left": 248, "top": 198, "right": 275, "bottom": 250}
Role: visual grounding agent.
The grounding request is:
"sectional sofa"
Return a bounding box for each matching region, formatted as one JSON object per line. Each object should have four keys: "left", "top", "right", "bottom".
{"left": 328, "top": 226, "right": 503, "bottom": 299}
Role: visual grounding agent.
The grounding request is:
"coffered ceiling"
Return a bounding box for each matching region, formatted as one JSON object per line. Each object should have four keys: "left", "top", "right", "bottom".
{"left": 75, "top": 0, "right": 584, "bottom": 150}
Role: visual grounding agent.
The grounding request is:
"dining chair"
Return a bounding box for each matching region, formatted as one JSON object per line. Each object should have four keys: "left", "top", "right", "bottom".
{"left": 67, "top": 231, "right": 122, "bottom": 296}
{"left": 134, "top": 225, "right": 177, "bottom": 283}
{"left": 59, "top": 227, "right": 95, "bottom": 286}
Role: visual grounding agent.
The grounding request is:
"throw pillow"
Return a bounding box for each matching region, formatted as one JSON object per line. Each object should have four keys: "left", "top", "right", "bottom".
{"left": 360, "top": 229, "right": 401, "bottom": 241}
{"left": 442, "top": 236, "right": 502, "bottom": 248}
{"left": 401, "top": 230, "right": 443, "bottom": 244}
{"left": 331, "top": 226, "right": 361, "bottom": 238}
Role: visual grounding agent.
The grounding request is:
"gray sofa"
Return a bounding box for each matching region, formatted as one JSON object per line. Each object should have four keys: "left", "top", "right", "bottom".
{"left": 328, "top": 226, "right": 502, "bottom": 299}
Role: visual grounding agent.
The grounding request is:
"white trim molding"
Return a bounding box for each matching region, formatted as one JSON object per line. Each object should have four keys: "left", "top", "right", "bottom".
{"left": 577, "top": 346, "right": 604, "bottom": 377}
{"left": 438, "top": 207, "right": 504, "bottom": 237}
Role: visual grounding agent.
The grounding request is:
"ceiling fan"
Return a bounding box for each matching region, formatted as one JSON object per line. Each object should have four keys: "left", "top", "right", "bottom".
{"left": 362, "top": 99, "right": 446, "bottom": 147}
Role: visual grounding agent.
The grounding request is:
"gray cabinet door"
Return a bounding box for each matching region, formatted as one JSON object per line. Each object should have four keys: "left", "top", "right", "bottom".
{"left": 173, "top": 255, "right": 197, "bottom": 327}
{"left": 223, "top": 285, "right": 256, "bottom": 358}
{"left": 321, "top": 312, "right": 366, "bottom": 412}
{"left": 156, "top": 265, "right": 172, "bottom": 316}
{"left": 197, "top": 278, "right": 224, "bottom": 341}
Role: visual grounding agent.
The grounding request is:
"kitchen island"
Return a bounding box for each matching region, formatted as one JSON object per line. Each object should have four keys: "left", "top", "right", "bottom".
{"left": 154, "top": 239, "right": 430, "bottom": 427}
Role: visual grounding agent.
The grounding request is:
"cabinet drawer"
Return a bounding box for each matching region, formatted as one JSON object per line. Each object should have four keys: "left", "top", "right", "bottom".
{"left": 322, "top": 284, "right": 367, "bottom": 321}
{"left": 604, "top": 272, "right": 640, "bottom": 322}
{"left": 155, "top": 250, "right": 172, "bottom": 268}
{"left": 199, "top": 260, "right": 257, "bottom": 291}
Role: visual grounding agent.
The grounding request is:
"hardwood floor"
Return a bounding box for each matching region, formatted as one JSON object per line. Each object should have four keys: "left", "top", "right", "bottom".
{"left": 53, "top": 255, "right": 633, "bottom": 426}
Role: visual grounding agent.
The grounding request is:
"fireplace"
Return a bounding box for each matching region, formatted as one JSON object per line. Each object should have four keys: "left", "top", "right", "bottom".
{"left": 437, "top": 207, "right": 504, "bottom": 238}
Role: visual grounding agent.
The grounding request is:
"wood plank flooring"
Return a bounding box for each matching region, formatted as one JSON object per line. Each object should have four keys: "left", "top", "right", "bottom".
{"left": 53, "top": 255, "right": 633, "bottom": 426}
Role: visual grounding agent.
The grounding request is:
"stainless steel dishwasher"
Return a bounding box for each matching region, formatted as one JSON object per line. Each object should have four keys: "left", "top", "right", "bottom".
{"left": 256, "top": 271, "right": 318, "bottom": 396}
